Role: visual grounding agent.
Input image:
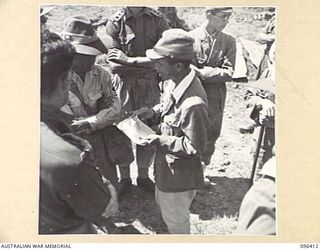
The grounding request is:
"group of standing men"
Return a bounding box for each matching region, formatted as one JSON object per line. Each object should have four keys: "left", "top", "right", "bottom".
{"left": 102, "top": 6, "right": 236, "bottom": 196}
{"left": 105, "top": 6, "right": 236, "bottom": 197}
{"left": 40, "top": 6, "right": 272, "bottom": 235}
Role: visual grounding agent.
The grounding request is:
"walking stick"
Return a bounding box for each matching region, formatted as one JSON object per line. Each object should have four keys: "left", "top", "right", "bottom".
{"left": 249, "top": 125, "right": 266, "bottom": 188}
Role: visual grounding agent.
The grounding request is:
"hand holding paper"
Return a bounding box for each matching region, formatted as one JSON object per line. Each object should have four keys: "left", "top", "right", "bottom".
{"left": 138, "top": 134, "right": 161, "bottom": 146}
{"left": 132, "top": 107, "right": 155, "bottom": 122}
{"left": 116, "top": 116, "right": 156, "bottom": 146}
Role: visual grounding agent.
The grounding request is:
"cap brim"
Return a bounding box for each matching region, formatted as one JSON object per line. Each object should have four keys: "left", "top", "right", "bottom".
{"left": 221, "top": 9, "right": 233, "bottom": 13}
{"left": 146, "top": 49, "right": 166, "bottom": 60}
{"left": 72, "top": 44, "right": 102, "bottom": 56}
{"left": 83, "top": 35, "right": 113, "bottom": 54}
{"left": 205, "top": 7, "right": 233, "bottom": 13}
{"left": 71, "top": 35, "right": 113, "bottom": 55}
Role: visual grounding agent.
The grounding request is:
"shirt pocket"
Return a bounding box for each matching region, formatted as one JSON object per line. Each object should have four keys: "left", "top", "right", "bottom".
{"left": 162, "top": 115, "right": 182, "bottom": 136}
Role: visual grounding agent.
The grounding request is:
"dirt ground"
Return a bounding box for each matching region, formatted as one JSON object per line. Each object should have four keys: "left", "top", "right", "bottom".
{"left": 44, "top": 5, "right": 271, "bottom": 234}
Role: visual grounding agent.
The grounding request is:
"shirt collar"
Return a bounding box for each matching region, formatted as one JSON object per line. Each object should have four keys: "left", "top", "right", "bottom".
{"left": 199, "top": 21, "right": 218, "bottom": 41}
{"left": 204, "top": 28, "right": 217, "bottom": 40}
{"left": 125, "top": 7, "right": 151, "bottom": 19}
{"left": 70, "top": 65, "right": 99, "bottom": 83}
{"left": 172, "top": 69, "right": 195, "bottom": 104}
{"left": 201, "top": 21, "right": 218, "bottom": 39}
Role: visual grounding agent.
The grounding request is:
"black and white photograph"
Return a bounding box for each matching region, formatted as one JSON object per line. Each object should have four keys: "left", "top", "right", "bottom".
{"left": 39, "top": 5, "right": 276, "bottom": 235}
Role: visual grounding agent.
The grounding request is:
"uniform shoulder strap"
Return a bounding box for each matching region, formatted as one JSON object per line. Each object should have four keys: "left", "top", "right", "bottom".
{"left": 111, "top": 9, "right": 125, "bottom": 22}
{"left": 147, "top": 7, "right": 163, "bottom": 17}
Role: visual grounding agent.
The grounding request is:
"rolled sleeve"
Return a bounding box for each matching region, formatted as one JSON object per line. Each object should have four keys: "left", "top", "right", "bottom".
{"left": 85, "top": 69, "right": 121, "bottom": 131}
{"left": 105, "top": 20, "right": 121, "bottom": 49}
{"left": 86, "top": 98, "right": 120, "bottom": 131}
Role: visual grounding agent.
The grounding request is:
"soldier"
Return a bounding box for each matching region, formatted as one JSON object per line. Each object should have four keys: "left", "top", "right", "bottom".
{"left": 239, "top": 11, "right": 276, "bottom": 167}
{"left": 189, "top": 7, "right": 236, "bottom": 166}
{"left": 135, "top": 29, "right": 209, "bottom": 234}
{"left": 244, "top": 78, "right": 275, "bottom": 180}
{"left": 61, "top": 15, "right": 121, "bottom": 191}
{"left": 256, "top": 10, "right": 276, "bottom": 80}
{"left": 237, "top": 12, "right": 276, "bottom": 234}
{"left": 105, "top": 7, "right": 169, "bottom": 196}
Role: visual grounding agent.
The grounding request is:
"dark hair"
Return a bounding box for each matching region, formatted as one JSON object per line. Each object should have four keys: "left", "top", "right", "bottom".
{"left": 40, "top": 15, "right": 48, "bottom": 25}
{"left": 40, "top": 7, "right": 48, "bottom": 25}
{"left": 41, "top": 30, "right": 75, "bottom": 97}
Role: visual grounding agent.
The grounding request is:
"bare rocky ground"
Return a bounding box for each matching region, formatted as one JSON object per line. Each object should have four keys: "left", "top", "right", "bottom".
{"left": 45, "top": 5, "right": 270, "bottom": 234}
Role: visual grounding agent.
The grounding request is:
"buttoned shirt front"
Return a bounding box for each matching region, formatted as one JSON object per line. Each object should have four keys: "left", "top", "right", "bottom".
{"left": 151, "top": 70, "right": 209, "bottom": 192}
{"left": 189, "top": 22, "right": 236, "bottom": 84}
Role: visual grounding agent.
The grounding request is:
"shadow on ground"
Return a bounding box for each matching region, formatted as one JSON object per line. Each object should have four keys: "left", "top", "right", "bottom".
{"left": 191, "top": 176, "right": 250, "bottom": 220}
{"left": 108, "top": 185, "right": 168, "bottom": 234}
{"left": 107, "top": 176, "right": 249, "bottom": 234}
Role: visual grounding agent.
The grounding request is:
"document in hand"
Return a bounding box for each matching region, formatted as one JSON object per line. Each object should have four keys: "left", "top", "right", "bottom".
{"left": 116, "top": 116, "right": 156, "bottom": 146}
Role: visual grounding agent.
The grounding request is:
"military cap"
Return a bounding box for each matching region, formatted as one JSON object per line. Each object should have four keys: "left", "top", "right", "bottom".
{"left": 205, "top": 7, "right": 233, "bottom": 14}
{"left": 62, "top": 15, "right": 113, "bottom": 56}
{"left": 146, "top": 29, "right": 194, "bottom": 61}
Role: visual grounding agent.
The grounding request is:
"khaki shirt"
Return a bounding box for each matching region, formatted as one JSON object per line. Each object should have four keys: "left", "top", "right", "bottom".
{"left": 62, "top": 65, "right": 120, "bottom": 131}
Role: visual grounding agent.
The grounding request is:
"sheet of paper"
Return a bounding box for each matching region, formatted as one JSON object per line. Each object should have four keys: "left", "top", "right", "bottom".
{"left": 116, "top": 116, "right": 156, "bottom": 145}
